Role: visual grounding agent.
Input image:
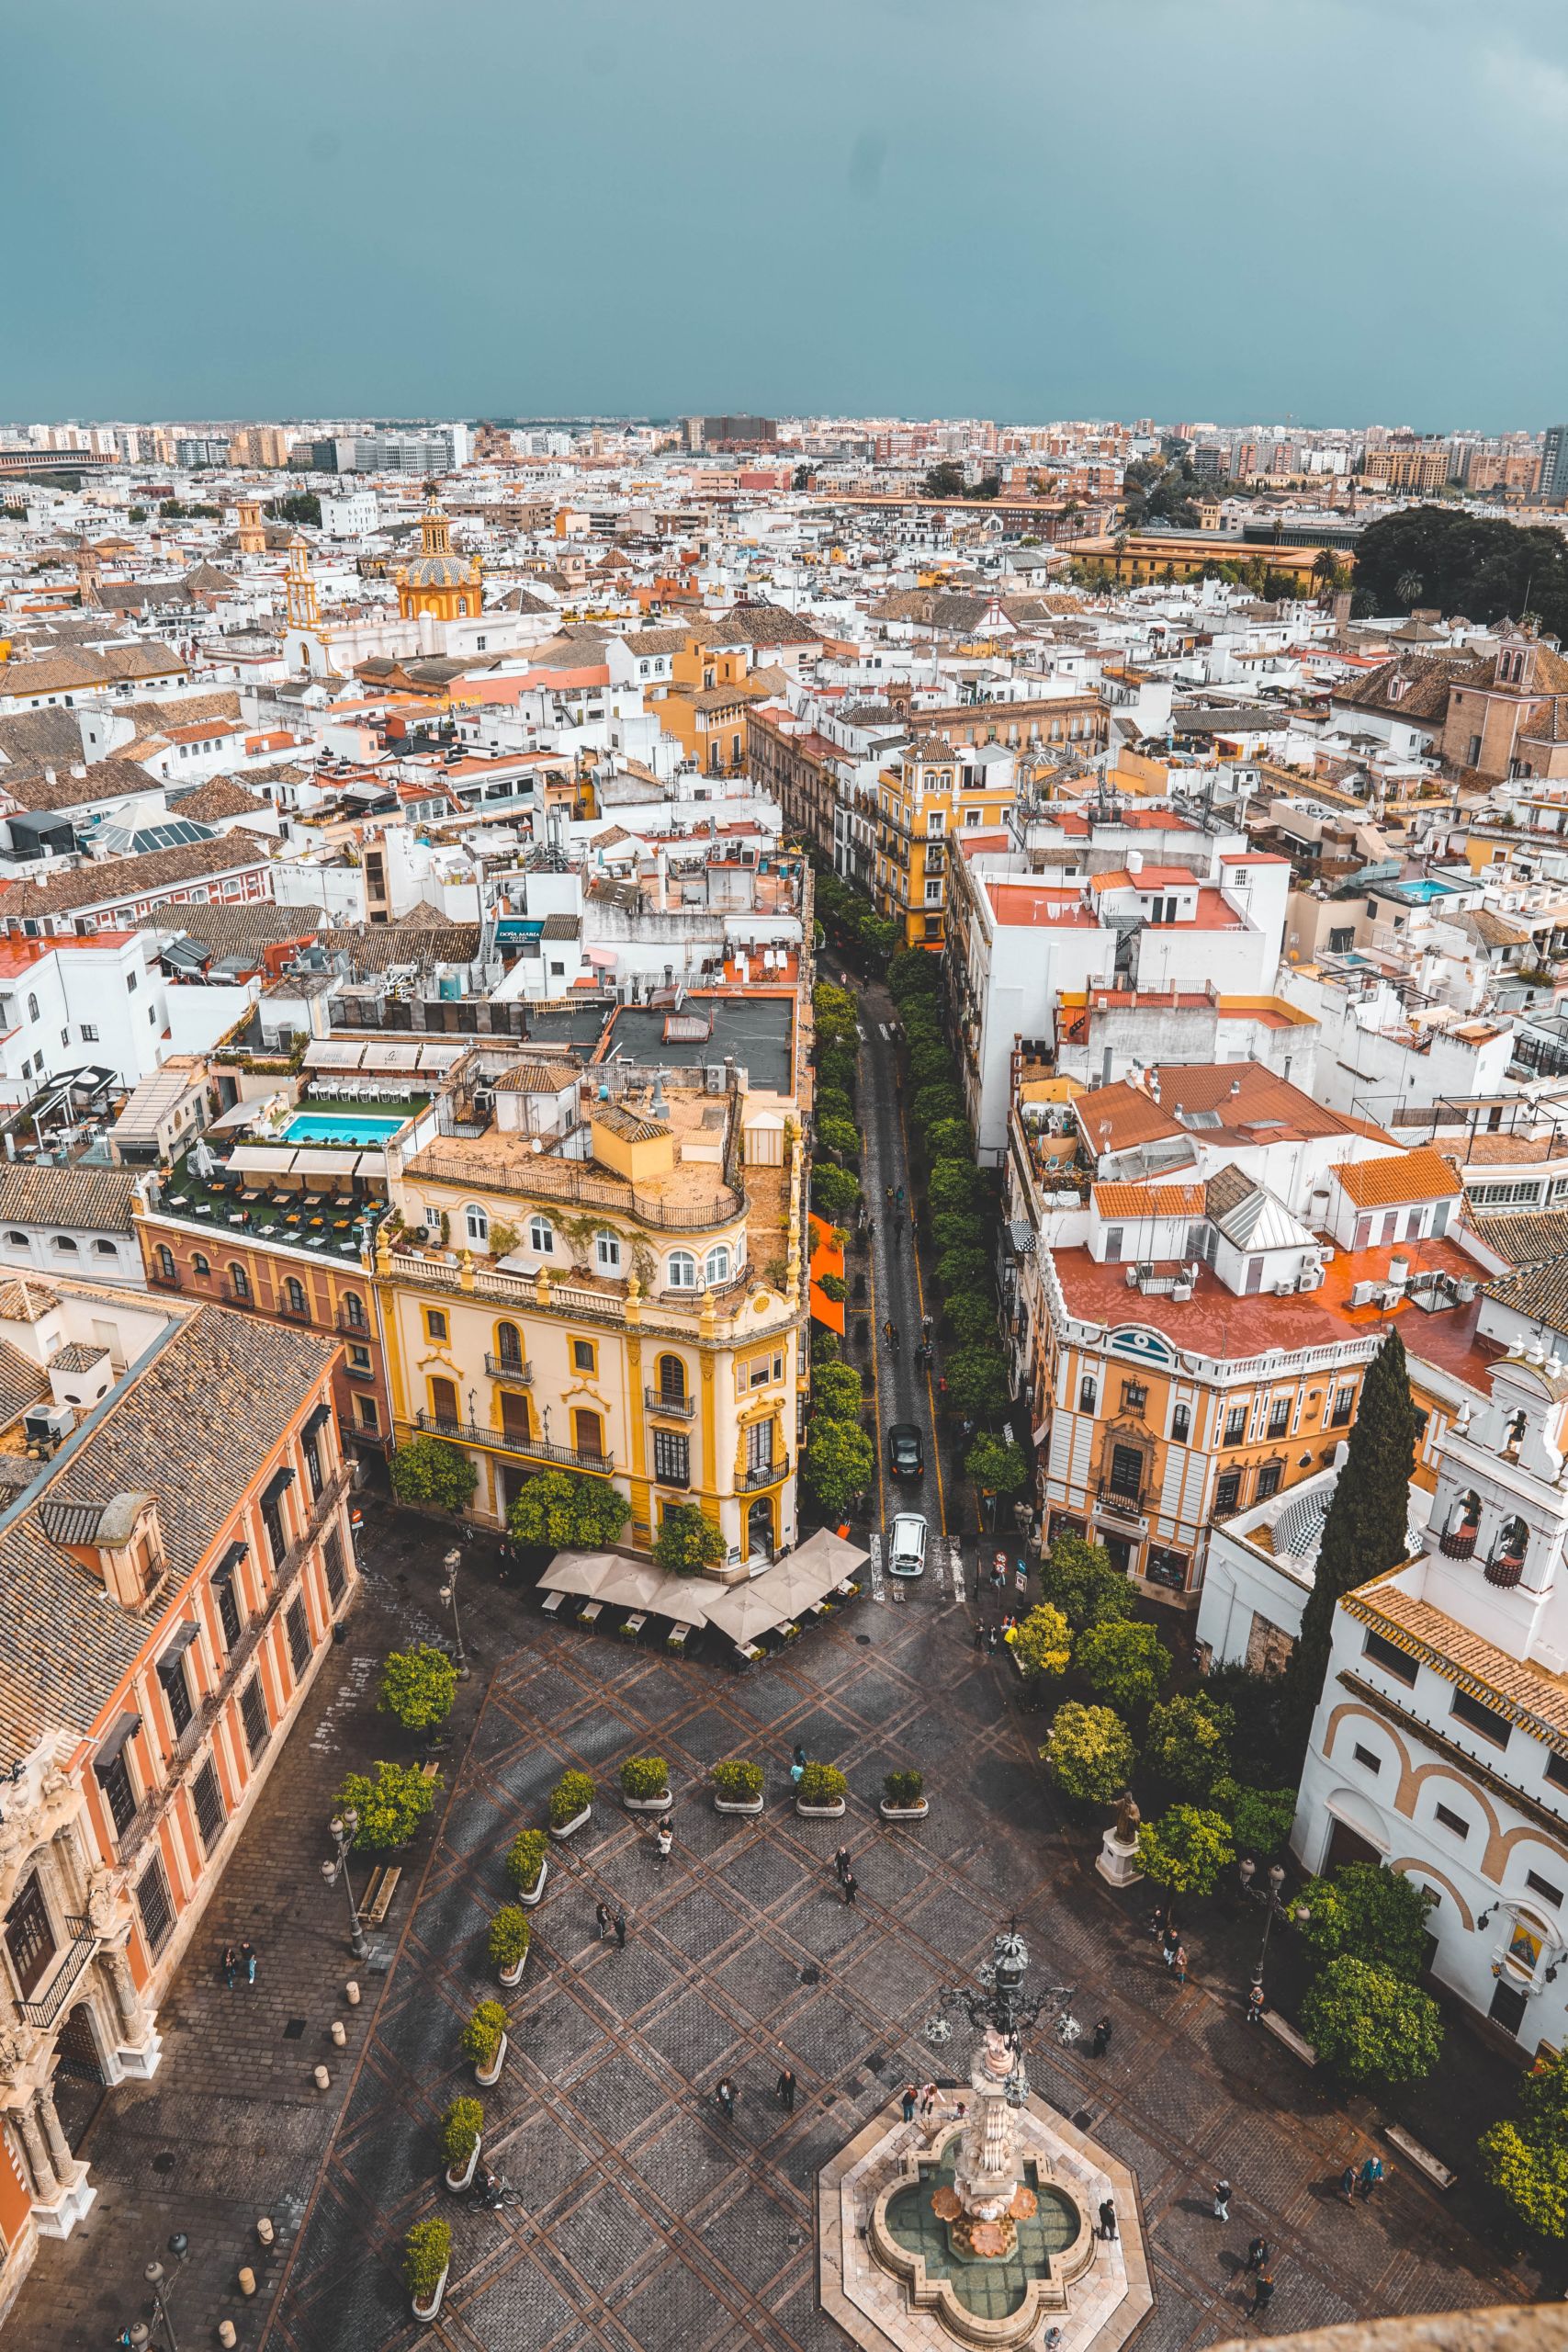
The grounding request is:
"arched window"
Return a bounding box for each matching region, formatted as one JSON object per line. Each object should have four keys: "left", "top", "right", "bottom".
{"left": 155, "top": 1244, "right": 176, "bottom": 1285}
{"left": 191, "top": 1252, "right": 210, "bottom": 1280}
{"left": 464, "top": 1204, "right": 489, "bottom": 1248}
{"left": 657, "top": 1353, "right": 687, "bottom": 1406}
{"left": 229, "top": 1263, "right": 251, "bottom": 1303}
{"left": 26, "top": 995, "right": 38, "bottom": 1023}
{"left": 1489, "top": 1514, "right": 1529, "bottom": 1588}
{"left": 284, "top": 1277, "right": 308, "bottom": 1317}
{"left": 1440, "top": 1488, "right": 1481, "bottom": 1558}
{"left": 93, "top": 1238, "right": 117, "bottom": 1258}
{"left": 594, "top": 1229, "right": 622, "bottom": 1275}
{"left": 666, "top": 1250, "right": 697, "bottom": 1291}
{"left": 495, "top": 1320, "right": 524, "bottom": 1370}
{"left": 52, "top": 1235, "right": 78, "bottom": 1254}
{"left": 705, "top": 1243, "right": 731, "bottom": 1287}
{"left": 3, "top": 1232, "right": 25, "bottom": 1248}
{"left": 528, "top": 1216, "right": 555, "bottom": 1257}
{"left": 342, "top": 1290, "right": 367, "bottom": 1330}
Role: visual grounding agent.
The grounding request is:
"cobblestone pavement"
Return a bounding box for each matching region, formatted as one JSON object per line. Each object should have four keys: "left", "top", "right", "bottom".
{"left": 263, "top": 1575, "right": 1544, "bottom": 2352}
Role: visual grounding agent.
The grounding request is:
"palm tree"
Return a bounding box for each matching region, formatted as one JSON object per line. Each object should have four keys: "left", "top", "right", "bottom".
{"left": 1395, "top": 569, "right": 1424, "bottom": 609}
{"left": 1312, "top": 548, "right": 1345, "bottom": 594}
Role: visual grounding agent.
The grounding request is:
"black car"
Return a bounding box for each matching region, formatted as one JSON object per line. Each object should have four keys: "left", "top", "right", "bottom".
{"left": 888, "top": 1422, "right": 924, "bottom": 1480}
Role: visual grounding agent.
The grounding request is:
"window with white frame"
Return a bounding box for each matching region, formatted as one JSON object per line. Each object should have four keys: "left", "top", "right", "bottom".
{"left": 464, "top": 1204, "right": 489, "bottom": 1248}
{"left": 594, "top": 1230, "right": 622, "bottom": 1274}
{"left": 667, "top": 1250, "right": 698, "bottom": 1290}
{"left": 528, "top": 1216, "right": 555, "bottom": 1255}
{"left": 705, "top": 1244, "right": 732, "bottom": 1286}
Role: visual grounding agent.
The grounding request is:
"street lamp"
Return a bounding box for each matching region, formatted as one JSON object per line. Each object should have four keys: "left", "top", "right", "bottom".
{"left": 119, "top": 2232, "right": 189, "bottom": 2349}
{"left": 1238, "top": 1859, "right": 1309, "bottom": 1986}
{"left": 439, "top": 1545, "right": 468, "bottom": 1679}
{"left": 322, "top": 1807, "right": 368, "bottom": 1959}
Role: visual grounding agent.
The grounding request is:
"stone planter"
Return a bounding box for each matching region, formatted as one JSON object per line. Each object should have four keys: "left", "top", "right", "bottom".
{"left": 878, "top": 1798, "right": 930, "bottom": 1822}
{"left": 623, "top": 1789, "right": 672, "bottom": 1815}
{"left": 517, "top": 1858, "right": 549, "bottom": 1906}
{"left": 445, "top": 2138, "right": 480, "bottom": 2194}
{"left": 498, "top": 1950, "right": 528, "bottom": 1989}
{"left": 474, "top": 2031, "right": 507, "bottom": 2089}
{"left": 549, "top": 1805, "right": 592, "bottom": 1844}
{"left": 412, "top": 2264, "right": 449, "bottom": 2325}
{"left": 795, "top": 1797, "right": 847, "bottom": 1820}
{"left": 715, "top": 1792, "right": 765, "bottom": 1815}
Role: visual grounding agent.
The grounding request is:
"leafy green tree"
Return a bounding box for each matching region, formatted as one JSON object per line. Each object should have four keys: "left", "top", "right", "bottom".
{"left": 1480, "top": 2051, "right": 1568, "bottom": 2238}
{"left": 921, "top": 461, "right": 967, "bottom": 499}
{"left": 1302, "top": 1956, "right": 1442, "bottom": 2086}
{"left": 926, "top": 1118, "right": 973, "bottom": 1162}
{"left": 819, "top": 1046, "right": 859, "bottom": 1099}
{"left": 861, "top": 914, "right": 898, "bottom": 962}
{"left": 1145, "top": 1692, "right": 1235, "bottom": 1796}
{"left": 817, "top": 1088, "right": 856, "bottom": 1128}
{"left": 652, "top": 1502, "right": 727, "bottom": 1577}
{"left": 507, "top": 1469, "right": 630, "bottom": 1550}
{"left": 813, "top": 978, "right": 857, "bottom": 1033}
{"left": 336, "top": 1759, "right": 441, "bottom": 1849}
{"left": 1351, "top": 503, "right": 1568, "bottom": 636}
{"left": 811, "top": 1327, "right": 842, "bottom": 1364}
{"left": 965, "top": 1432, "right": 1029, "bottom": 1498}
{"left": 811, "top": 1161, "right": 861, "bottom": 1222}
{"left": 1040, "top": 1702, "right": 1135, "bottom": 1804}
{"left": 1076, "top": 1619, "right": 1169, "bottom": 1709}
{"left": 803, "top": 1414, "right": 874, "bottom": 1515}
{"left": 390, "top": 1434, "right": 478, "bottom": 1514}
{"left": 936, "top": 1246, "right": 990, "bottom": 1295}
{"left": 888, "top": 950, "right": 940, "bottom": 1002}
{"left": 1010, "top": 1602, "right": 1072, "bottom": 1679}
{"left": 943, "top": 1346, "right": 1010, "bottom": 1420}
{"left": 914, "top": 1084, "right": 966, "bottom": 1133}
{"left": 1037, "top": 1532, "right": 1134, "bottom": 1631}
{"left": 1299, "top": 1860, "right": 1433, "bottom": 1981}
{"left": 266, "top": 490, "right": 321, "bottom": 526}
{"left": 378, "top": 1645, "right": 457, "bottom": 1732}
{"left": 810, "top": 1362, "right": 863, "bottom": 1419}
{"left": 931, "top": 1210, "right": 986, "bottom": 1256}
{"left": 1289, "top": 1329, "right": 1416, "bottom": 1726}
{"left": 816, "top": 1116, "right": 861, "bottom": 1163}
{"left": 1213, "top": 1780, "right": 1298, "bottom": 1860}
{"left": 929, "top": 1160, "right": 984, "bottom": 1216}
{"left": 1135, "top": 1804, "right": 1235, "bottom": 1896}
{"left": 946, "top": 1295, "right": 999, "bottom": 1349}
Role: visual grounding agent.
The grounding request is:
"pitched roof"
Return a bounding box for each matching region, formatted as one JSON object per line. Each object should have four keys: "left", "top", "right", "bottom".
{"left": 717, "top": 602, "right": 824, "bottom": 646}
{"left": 0, "top": 1164, "right": 141, "bottom": 1235}
{"left": 171, "top": 775, "right": 269, "bottom": 823}
{"left": 1330, "top": 1147, "right": 1463, "bottom": 1210}
{"left": 1482, "top": 1257, "right": 1568, "bottom": 1336}
{"left": 1472, "top": 1208, "right": 1568, "bottom": 1267}
{"left": 0, "top": 831, "right": 269, "bottom": 920}
{"left": 1090, "top": 1182, "right": 1207, "bottom": 1219}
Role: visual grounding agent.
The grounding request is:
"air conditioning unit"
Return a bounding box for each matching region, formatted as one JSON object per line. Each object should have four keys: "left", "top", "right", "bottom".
{"left": 24, "top": 1402, "right": 73, "bottom": 1454}
{"left": 473, "top": 1087, "right": 495, "bottom": 1115}
{"left": 705, "top": 1065, "right": 727, "bottom": 1091}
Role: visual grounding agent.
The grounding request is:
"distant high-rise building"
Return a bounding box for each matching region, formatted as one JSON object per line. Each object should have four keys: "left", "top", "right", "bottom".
{"left": 682, "top": 415, "right": 777, "bottom": 449}
{"left": 1541, "top": 425, "right": 1568, "bottom": 504}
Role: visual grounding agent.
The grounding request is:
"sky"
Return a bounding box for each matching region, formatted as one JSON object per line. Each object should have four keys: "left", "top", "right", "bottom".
{"left": 6, "top": 0, "right": 1568, "bottom": 430}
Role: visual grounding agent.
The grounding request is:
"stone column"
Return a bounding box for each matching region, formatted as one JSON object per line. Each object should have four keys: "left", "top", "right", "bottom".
{"left": 105, "top": 1948, "right": 142, "bottom": 2039}
{"left": 13, "top": 2099, "right": 57, "bottom": 2200}
{"left": 35, "top": 2088, "right": 73, "bottom": 2181}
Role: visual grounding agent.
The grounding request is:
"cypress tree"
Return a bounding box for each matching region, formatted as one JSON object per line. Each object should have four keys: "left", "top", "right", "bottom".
{"left": 1288, "top": 1328, "right": 1416, "bottom": 1732}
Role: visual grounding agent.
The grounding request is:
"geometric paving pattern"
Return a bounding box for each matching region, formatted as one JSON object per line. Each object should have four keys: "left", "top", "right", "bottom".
{"left": 267, "top": 1589, "right": 1537, "bottom": 2352}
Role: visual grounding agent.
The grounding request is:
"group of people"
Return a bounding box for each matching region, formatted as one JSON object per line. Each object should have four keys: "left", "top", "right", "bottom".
{"left": 220, "top": 1940, "right": 257, "bottom": 1988}
{"left": 899, "top": 2082, "right": 968, "bottom": 2133}
{"left": 712, "top": 2058, "right": 798, "bottom": 2123}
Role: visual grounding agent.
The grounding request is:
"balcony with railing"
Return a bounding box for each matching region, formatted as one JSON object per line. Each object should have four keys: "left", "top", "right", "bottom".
{"left": 414, "top": 1408, "right": 612, "bottom": 1475}
{"left": 739, "top": 1457, "right": 788, "bottom": 1491}
{"left": 1438, "top": 1524, "right": 1478, "bottom": 1560}
{"left": 1485, "top": 1549, "right": 1526, "bottom": 1589}
{"left": 19, "top": 1916, "right": 97, "bottom": 2030}
{"left": 1096, "top": 1483, "right": 1146, "bottom": 1519}
{"left": 484, "top": 1353, "right": 534, "bottom": 1385}
{"left": 645, "top": 1385, "right": 696, "bottom": 1419}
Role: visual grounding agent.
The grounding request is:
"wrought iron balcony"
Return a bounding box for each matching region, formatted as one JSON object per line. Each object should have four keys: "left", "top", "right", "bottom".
{"left": 1438, "top": 1526, "right": 1478, "bottom": 1560}
{"left": 484, "top": 1353, "right": 534, "bottom": 1385}
{"left": 19, "top": 1916, "right": 97, "bottom": 2030}
{"left": 414, "top": 1408, "right": 611, "bottom": 1475}
{"left": 645, "top": 1386, "right": 695, "bottom": 1419}
{"left": 739, "top": 1458, "right": 787, "bottom": 1491}
{"left": 1096, "top": 1484, "right": 1145, "bottom": 1518}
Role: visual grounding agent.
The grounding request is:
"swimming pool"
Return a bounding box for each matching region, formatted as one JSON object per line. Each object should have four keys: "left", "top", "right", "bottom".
{"left": 284, "top": 1112, "right": 406, "bottom": 1147}
{"left": 1396, "top": 878, "right": 1461, "bottom": 903}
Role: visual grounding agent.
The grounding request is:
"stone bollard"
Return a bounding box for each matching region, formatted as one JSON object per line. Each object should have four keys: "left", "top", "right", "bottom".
{"left": 255, "top": 2217, "right": 274, "bottom": 2247}
{"left": 219, "top": 2324, "right": 238, "bottom": 2347}
{"left": 344, "top": 1979, "right": 361, "bottom": 2006}
{"left": 238, "top": 2266, "right": 256, "bottom": 2297}
{"left": 312, "top": 2063, "right": 331, "bottom": 2090}
{"left": 330, "top": 2019, "right": 346, "bottom": 2047}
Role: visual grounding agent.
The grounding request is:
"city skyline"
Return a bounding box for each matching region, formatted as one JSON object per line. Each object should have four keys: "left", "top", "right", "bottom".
{"left": 9, "top": 0, "right": 1567, "bottom": 428}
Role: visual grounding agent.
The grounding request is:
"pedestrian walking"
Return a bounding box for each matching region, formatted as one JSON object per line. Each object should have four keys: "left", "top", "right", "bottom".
{"left": 1162, "top": 1924, "right": 1179, "bottom": 1967}
{"left": 1359, "top": 2155, "right": 1383, "bottom": 2201}
{"left": 985, "top": 1624, "right": 999, "bottom": 1656}
{"left": 594, "top": 1902, "right": 612, "bottom": 1943}
{"left": 1148, "top": 1902, "right": 1168, "bottom": 1941}
{"left": 1246, "top": 1983, "right": 1265, "bottom": 2025}
{"left": 1172, "top": 1943, "right": 1188, "bottom": 1988}
{"left": 1249, "top": 2270, "right": 1275, "bottom": 2318}
{"left": 885, "top": 1186, "right": 893, "bottom": 1208}
{"left": 1338, "top": 2165, "right": 1357, "bottom": 2203}
{"left": 221, "top": 1943, "right": 238, "bottom": 1989}
{"left": 834, "top": 1845, "right": 852, "bottom": 1886}
{"left": 1091, "top": 2016, "right": 1112, "bottom": 2058}
{"left": 841, "top": 1864, "right": 859, "bottom": 1905}
{"left": 715, "top": 2075, "right": 737, "bottom": 2123}
{"left": 775, "top": 2064, "right": 797, "bottom": 2112}
{"left": 921, "top": 1314, "right": 933, "bottom": 1339}
{"left": 613, "top": 1909, "right": 627, "bottom": 1950}
{"left": 1246, "top": 2236, "right": 1270, "bottom": 2273}
{"left": 790, "top": 1743, "right": 807, "bottom": 1786}
{"left": 1213, "top": 2179, "right": 1232, "bottom": 2222}
{"left": 1098, "top": 2198, "right": 1118, "bottom": 2242}
{"left": 901, "top": 2084, "right": 918, "bottom": 2123}
{"left": 655, "top": 1821, "right": 673, "bottom": 1861}
{"left": 919, "top": 2083, "right": 938, "bottom": 2129}
{"left": 240, "top": 1939, "right": 257, "bottom": 1985}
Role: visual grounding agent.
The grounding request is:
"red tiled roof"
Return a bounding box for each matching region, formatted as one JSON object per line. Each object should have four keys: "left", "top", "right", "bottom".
{"left": 1331, "top": 1147, "right": 1463, "bottom": 1209}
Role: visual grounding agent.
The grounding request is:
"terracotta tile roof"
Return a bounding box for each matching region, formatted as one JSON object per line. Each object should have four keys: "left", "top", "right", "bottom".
{"left": 1346, "top": 1581, "right": 1568, "bottom": 1752}
{"left": 1330, "top": 1147, "right": 1463, "bottom": 1210}
{"left": 1090, "top": 1182, "right": 1207, "bottom": 1218}
{"left": 0, "top": 1338, "right": 47, "bottom": 1427}
{"left": 1, "top": 833, "right": 268, "bottom": 921}
{"left": 0, "top": 1164, "right": 141, "bottom": 1234}
{"left": 1472, "top": 1209, "right": 1568, "bottom": 1267}
{"left": 171, "top": 775, "right": 268, "bottom": 823}
{"left": 1482, "top": 1257, "right": 1568, "bottom": 1334}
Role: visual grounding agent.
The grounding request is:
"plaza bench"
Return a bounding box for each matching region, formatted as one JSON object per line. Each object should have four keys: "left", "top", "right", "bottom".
{"left": 359, "top": 1865, "right": 401, "bottom": 1927}
{"left": 1259, "top": 2010, "right": 1317, "bottom": 2066}
{"left": 1384, "top": 2123, "right": 1455, "bottom": 2189}
{"left": 420, "top": 1760, "right": 441, "bottom": 1782}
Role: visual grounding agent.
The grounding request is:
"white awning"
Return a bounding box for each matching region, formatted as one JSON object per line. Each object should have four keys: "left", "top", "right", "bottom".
{"left": 228, "top": 1144, "right": 299, "bottom": 1175}
{"left": 206, "top": 1100, "right": 262, "bottom": 1135}
{"left": 290, "top": 1148, "right": 359, "bottom": 1176}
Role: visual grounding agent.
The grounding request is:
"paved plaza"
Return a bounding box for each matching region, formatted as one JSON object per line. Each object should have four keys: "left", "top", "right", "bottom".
{"left": 262, "top": 1571, "right": 1540, "bottom": 2352}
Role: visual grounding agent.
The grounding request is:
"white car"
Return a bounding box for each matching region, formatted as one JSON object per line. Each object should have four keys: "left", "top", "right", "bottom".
{"left": 888, "top": 1512, "right": 928, "bottom": 1578}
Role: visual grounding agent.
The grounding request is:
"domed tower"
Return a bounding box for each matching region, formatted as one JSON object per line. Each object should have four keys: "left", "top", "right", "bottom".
{"left": 395, "top": 491, "right": 482, "bottom": 621}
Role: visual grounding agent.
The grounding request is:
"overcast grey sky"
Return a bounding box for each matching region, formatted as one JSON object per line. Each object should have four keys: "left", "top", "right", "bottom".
{"left": 7, "top": 0, "right": 1565, "bottom": 427}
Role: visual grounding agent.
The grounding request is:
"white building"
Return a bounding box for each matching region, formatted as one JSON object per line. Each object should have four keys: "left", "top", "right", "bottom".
{"left": 319, "top": 489, "right": 380, "bottom": 540}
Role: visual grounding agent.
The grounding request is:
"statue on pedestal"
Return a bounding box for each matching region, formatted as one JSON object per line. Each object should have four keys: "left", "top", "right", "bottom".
{"left": 1096, "top": 1789, "right": 1145, "bottom": 1889}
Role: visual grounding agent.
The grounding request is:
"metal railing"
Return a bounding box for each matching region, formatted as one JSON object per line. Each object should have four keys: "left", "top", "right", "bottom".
{"left": 19, "top": 1917, "right": 97, "bottom": 2030}
{"left": 1485, "top": 1554, "right": 1525, "bottom": 1589}
{"left": 414, "top": 1408, "right": 613, "bottom": 1475}
{"left": 484, "top": 1353, "right": 533, "bottom": 1385}
{"left": 739, "top": 1458, "right": 787, "bottom": 1492}
{"left": 408, "top": 1150, "right": 743, "bottom": 1232}
{"left": 645, "top": 1386, "right": 695, "bottom": 1419}
{"left": 1438, "top": 1526, "right": 1477, "bottom": 1560}
{"left": 1095, "top": 1484, "right": 1145, "bottom": 1519}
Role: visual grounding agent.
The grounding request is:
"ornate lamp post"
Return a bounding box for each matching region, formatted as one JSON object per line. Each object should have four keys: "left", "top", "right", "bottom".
{"left": 118, "top": 2233, "right": 189, "bottom": 2349}
{"left": 922, "top": 1921, "right": 1074, "bottom": 2104}
{"left": 1237, "top": 1859, "right": 1309, "bottom": 1986}
{"left": 322, "top": 1807, "right": 368, "bottom": 1960}
{"left": 440, "top": 1545, "right": 468, "bottom": 1679}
